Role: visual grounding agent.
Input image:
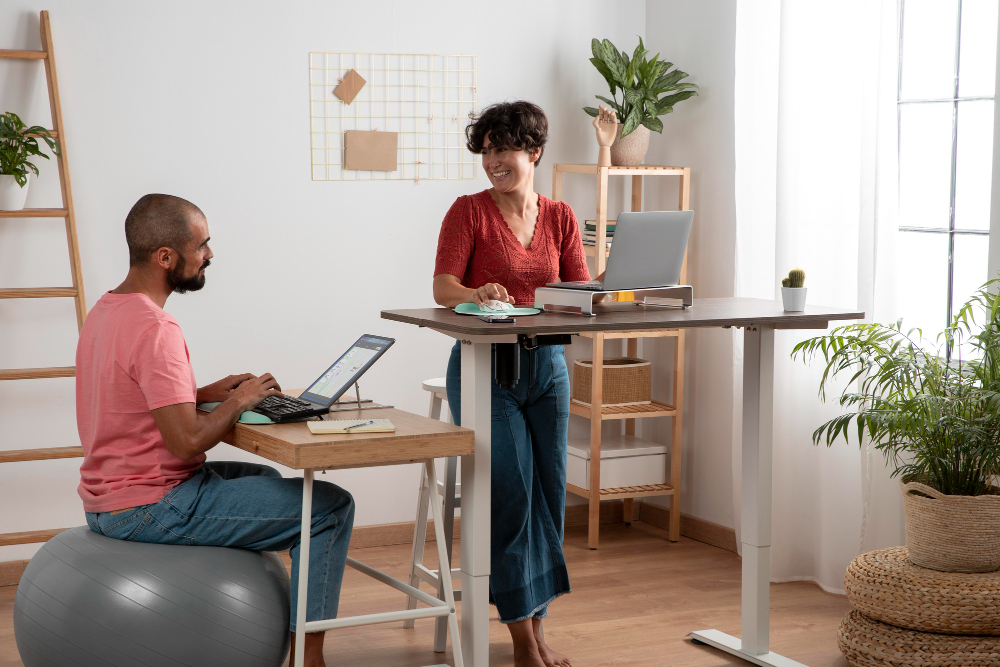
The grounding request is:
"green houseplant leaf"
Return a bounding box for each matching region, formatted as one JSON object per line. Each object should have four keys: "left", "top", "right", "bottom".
{"left": 792, "top": 276, "right": 1000, "bottom": 496}
{"left": 0, "top": 111, "right": 60, "bottom": 188}
{"left": 583, "top": 36, "right": 698, "bottom": 137}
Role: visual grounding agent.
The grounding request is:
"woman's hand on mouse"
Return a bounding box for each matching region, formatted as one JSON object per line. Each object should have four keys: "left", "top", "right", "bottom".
{"left": 471, "top": 282, "right": 515, "bottom": 306}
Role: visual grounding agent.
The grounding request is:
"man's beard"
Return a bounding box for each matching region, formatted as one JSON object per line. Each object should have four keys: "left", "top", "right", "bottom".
{"left": 167, "top": 254, "right": 209, "bottom": 294}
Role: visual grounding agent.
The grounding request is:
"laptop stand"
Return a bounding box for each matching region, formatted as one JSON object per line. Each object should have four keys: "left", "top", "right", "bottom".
{"left": 533, "top": 285, "right": 693, "bottom": 317}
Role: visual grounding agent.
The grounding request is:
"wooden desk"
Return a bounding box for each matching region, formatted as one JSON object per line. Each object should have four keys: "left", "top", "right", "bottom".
{"left": 382, "top": 298, "right": 863, "bottom": 667}
{"left": 223, "top": 407, "right": 472, "bottom": 470}
{"left": 224, "top": 406, "right": 473, "bottom": 667}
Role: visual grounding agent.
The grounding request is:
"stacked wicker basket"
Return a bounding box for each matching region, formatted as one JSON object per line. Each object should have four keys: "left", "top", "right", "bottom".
{"left": 839, "top": 546, "right": 1000, "bottom": 666}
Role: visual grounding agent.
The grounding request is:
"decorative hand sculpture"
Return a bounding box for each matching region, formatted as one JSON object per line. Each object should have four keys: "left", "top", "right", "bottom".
{"left": 592, "top": 104, "right": 618, "bottom": 167}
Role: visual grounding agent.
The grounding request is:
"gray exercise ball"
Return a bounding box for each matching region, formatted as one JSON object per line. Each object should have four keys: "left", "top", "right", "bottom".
{"left": 14, "top": 526, "right": 290, "bottom": 667}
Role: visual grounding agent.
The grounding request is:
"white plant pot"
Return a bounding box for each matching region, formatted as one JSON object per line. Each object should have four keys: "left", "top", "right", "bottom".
{"left": 0, "top": 174, "right": 30, "bottom": 211}
{"left": 781, "top": 286, "right": 807, "bottom": 311}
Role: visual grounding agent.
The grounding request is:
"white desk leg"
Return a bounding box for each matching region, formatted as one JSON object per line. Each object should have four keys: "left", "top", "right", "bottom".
{"left": 461, "top": 340, "right": 492, "bottom": 667}
{"left": 689, "top": 326, "right": 806, "bottom": 667}
{"left": 295, "top": 468, "right": 314, "bottom": 667}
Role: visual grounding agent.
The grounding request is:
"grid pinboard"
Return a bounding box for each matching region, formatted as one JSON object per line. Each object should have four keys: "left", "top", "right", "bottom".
{"left": 309, "top": 53, "right": 478, "bottom": 181}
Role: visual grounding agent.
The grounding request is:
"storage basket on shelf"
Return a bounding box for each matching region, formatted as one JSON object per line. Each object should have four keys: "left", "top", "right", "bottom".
{"left": 571, "top": 357, "right": 651, "bottom": 407}
{"left": 901, "top": 479, "right": 1000, "bottom": 573}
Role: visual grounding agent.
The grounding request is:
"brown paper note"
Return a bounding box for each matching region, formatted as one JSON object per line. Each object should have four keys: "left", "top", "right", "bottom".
{"left": 333, "top": 69, "right": 366, "bottom": 104}
{"left": 344, "top": 130, "right": 398, "bottom": 171}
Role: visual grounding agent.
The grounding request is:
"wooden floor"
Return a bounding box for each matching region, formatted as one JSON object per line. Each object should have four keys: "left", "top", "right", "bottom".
{"left": 0, "top": 521, "right": 851, "bottom": 667}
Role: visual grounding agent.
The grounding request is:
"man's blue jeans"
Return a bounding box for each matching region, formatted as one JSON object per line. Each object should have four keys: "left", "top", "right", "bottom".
{"left": 85, "top": 461, "right": 354, "bottom": 631}
{"left": 446, "top": 340, "right": 572, "bottom": 623}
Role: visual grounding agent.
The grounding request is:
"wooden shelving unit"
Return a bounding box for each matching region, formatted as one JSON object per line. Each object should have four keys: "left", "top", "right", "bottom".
{"left": 552, "top": 162, "right": 690, "bottom": 549}
{"left": 0, "top": 12, "right": 85, "bottom": 551}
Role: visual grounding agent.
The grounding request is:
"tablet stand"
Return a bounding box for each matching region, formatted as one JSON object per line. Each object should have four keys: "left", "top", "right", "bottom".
{"left": 327, "top": 382, "right": 395, "bottom": 412}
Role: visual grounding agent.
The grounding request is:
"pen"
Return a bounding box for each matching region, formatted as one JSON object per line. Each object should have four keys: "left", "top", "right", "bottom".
{"left": 344, "top": 419, "right": 375, "bottom": 431}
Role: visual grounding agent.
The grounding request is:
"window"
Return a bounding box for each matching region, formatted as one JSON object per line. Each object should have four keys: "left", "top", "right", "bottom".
{"left": 895, "top": 0, "right": 997, "bottom": 348}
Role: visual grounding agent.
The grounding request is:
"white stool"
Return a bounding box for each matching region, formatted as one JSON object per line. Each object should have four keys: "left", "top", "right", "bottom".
{"left": 404, "top": 377, "right": 461, "bottom": 653}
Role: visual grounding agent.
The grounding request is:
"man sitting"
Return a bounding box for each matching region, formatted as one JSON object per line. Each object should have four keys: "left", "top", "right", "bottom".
{"left": 77, "top": 193, "right": 352, "bottom": 667}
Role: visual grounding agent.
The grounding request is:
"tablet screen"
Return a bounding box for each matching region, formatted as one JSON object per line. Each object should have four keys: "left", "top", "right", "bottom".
{"left": 299, "top": 334, "right": 395, "bottom": 406}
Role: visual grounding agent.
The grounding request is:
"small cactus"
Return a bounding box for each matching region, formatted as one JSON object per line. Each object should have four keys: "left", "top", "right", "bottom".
{"left": 781, "top": 277, "right": 791, "bottom": 288}
{"left": 782, "top": 268, "right": 805, "bottom": 288}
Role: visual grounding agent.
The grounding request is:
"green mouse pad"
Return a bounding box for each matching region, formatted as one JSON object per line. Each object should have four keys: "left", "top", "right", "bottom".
{"left": 454, "top": 302, "right": 540, "bottom": 316}
{"left": 197, "top": 402, "right": 274, "bottom": 424}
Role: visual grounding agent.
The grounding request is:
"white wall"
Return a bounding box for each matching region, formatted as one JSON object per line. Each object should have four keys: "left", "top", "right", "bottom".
{"left": 0, "top": 0, "right": 647, "bottom": 561}
{"left": 638, "top": 0, "right": 738, "bottom": 527}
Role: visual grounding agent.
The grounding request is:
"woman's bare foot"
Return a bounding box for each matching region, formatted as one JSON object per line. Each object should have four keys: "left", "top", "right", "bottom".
{"left": 508, "top": 619, "right": 548, "bottom": 667}
{"left": 513, "top": 644, "right": 548, "bottom": 667}
{"left": 533, "top": 619, "right": 572, "bottom": 667}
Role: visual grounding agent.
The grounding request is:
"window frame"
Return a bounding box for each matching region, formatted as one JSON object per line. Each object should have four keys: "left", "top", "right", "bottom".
{"left": 897, "top": 0, "right": 996, "bottom": 349}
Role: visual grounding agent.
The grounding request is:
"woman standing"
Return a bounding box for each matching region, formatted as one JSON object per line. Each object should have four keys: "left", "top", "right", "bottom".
{"left": 433, "top": 101, "right": 588, "bottom": 667}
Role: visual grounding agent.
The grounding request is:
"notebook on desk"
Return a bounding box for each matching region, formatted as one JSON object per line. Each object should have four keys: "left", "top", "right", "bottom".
{"left": 308, "top": 418, "right": 396, "bottom": 434}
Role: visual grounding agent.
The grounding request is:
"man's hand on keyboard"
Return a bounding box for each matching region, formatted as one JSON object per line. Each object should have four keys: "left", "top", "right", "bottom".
{"left": 196, "top": 373, "right": 256, "bottom": 404}
{"left": 232, "top": 373, "right": 283, "bottom": 411}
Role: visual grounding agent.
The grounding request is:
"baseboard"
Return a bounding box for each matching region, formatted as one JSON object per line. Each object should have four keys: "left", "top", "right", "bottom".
{"left": 637, "top": 501, "right": 738, "bottom": 553}
{"left": 565, "top": 499, "right": 625, "bottom": 526}
{"left": 0, "top": 520, "right": 460, "bottom": 587}
{"left": 0, "top": 559, "right": 29, "bottom": 588}
{"left": 348, "top": 517, "right": 460, "bottom": 550}
{"left": 0, "top": 502, "right": 736, "bottom": 587}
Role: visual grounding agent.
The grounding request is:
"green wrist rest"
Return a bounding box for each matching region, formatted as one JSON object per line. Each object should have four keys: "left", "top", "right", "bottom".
{"left": 196, "top": 402, "right": 274, "bottom": 424}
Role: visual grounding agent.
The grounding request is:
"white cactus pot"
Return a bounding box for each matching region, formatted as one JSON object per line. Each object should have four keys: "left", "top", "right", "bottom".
{"left": 781, "top": 286, "right": 807, "bottom": 312}
{"left": 0, "top": 174, "right": 29, "bottom": 211}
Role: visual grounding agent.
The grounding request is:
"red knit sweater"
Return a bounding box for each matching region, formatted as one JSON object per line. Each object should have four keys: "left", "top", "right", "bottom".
{"left": 434, "top": 190, "right": 591, "bottom": 306}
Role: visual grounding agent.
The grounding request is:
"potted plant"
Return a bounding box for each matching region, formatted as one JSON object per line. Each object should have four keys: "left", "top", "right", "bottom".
{"left": 0, "top": 111, "right": 59, "bottom": 211}
{"left": 781, "top": 268, "right": 807, "bottom": 311}
{"left": 792, "top": 278, "right": 1000, "bottom": 572}
{"left": 583, "top": 37, "right": 697, "bottom": 166}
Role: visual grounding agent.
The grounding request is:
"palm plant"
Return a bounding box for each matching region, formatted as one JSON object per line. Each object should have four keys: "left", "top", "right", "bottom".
{"left": 792, "top": 278, "right": 1000, "bottom": 496}
{"left": 0, "top": 111, "right": 59, "bottom": 187}
{"left": 583, "top": 37, "right": 698, "bottom": 138}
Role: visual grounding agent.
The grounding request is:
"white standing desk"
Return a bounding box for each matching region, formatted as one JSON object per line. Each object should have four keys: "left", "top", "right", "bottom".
{"left": 382, "top": 298, "right": 862, "bottom": 667}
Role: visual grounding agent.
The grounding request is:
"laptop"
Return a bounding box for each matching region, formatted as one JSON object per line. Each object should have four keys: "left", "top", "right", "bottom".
{"left": 253, "top": 334, "right": 395, "bottom": 422}
{"left": 548, "top": 210, "right": 694, "bottom": 291}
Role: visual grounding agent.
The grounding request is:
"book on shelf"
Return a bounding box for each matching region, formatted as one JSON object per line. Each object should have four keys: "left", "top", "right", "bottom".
{"left": 581, "top": 239, "right": 612, "bottom": 248}
{"left": 583, "top": 230, "right": 614, "bottom": 238}
{"left": 583, "top": 219, "right": 617, "bottom": 232}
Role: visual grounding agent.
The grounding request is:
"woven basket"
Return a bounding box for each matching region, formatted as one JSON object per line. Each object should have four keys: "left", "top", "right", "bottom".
{"left": 571, "top": 358, "right": 651, "bottom": 407}
{"left": 838, "top": 610, "right": 1000, "bottom": 667}
{"left": 902, "top": 479, "right": 1000, "bottom": 573}
{"left": 845, "top": 547, "right": 1000, "bottom": 635}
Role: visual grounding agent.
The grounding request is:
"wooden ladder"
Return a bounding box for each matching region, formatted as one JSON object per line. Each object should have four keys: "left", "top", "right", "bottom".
{"left": 0, "top": 11, "right": 85, "bottom": 549}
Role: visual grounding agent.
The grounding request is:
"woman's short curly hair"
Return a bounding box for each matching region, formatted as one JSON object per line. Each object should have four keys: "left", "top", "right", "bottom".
{"left": 465, "top": 101, "right": 548, "bottom": 166}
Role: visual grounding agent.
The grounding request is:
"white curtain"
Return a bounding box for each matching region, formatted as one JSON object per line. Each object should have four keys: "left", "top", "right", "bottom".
{"left": 733, "top": 0, "right": 906, "bottom": 593}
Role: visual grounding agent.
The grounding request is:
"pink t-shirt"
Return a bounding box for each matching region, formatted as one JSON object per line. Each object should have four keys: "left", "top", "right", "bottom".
{"left": 76, "top": 292, "right": 203, "bottom": 513}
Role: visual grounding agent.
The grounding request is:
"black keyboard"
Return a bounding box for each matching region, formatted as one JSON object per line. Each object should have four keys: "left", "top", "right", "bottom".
{"left": 255, "top": 394, "right": 319, "bottom": 419}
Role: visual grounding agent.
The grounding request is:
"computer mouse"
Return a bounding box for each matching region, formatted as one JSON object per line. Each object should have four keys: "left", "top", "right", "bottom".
{"left": 481, "top": 299, "right": 512, "bottom": 312}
